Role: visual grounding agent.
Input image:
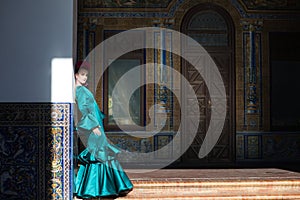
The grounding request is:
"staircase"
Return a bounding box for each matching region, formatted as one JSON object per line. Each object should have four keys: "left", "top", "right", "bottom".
{"left": 118, "top": 168, "right": 300, "bottom": 200}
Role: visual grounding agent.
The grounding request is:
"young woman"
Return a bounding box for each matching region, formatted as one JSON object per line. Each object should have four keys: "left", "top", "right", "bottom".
{"left": 74, "top": 62, "right": 133, "bottom": 199}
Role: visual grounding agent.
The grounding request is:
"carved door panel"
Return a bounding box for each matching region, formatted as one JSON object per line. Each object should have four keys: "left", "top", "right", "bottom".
{"left": 180, "top": 4, "right": 235, "bottom": 165}
{"left": 182, "top": 53, "right": 233, "bottom": 164}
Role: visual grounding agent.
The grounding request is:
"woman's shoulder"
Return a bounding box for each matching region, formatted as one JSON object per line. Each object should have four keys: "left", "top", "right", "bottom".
{"left": 76, "top": 85, "right": 92, "bottom": 96}
{"left": 76, "top": 85, "right": 87, "bottom": 95}
{"left": 76, "top": 85, "right": 87, "bottom": 92}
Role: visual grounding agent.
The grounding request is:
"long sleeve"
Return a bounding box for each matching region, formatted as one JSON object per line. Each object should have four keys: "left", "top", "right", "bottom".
{"left": 75, "top": 86, "right": 121, "bottom": 163}
{"left": 76, "top": 86, "right": 100, "bottom": 132}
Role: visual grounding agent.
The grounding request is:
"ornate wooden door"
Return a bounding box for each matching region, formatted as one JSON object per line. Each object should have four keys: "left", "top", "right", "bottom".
{"left": 180, "top": 4, "right": 235, "bottom": 165}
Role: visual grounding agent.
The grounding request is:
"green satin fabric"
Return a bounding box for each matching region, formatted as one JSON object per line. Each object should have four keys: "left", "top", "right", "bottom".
{"left": 74, "top": 86, "right": 133, "bottom": 198}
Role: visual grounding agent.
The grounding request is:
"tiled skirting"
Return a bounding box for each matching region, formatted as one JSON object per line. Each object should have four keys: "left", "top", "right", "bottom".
{"left": 236, "top": 132, "right": 300, "bottom": 161}
{"left": 0, "top": 103, "right": 73, "bottom": 199}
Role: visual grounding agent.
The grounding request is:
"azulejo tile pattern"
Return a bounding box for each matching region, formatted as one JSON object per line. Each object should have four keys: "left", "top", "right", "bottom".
{"left": 0, "top": 103, "right": 72, "bottom": 200}
{"left": 106, "top": 132, "right": 175, "bottom": 164}
{"left": 240, "top": 0, "right": 300, "bottom": 10}
{"left": 81, "top": 0, "right": 173, "bottom": 8}
{"left": 78, "top": 0, "right": 300, "bottom": 20}
{"left": 236, "top": 132, "right": 300, "bottom": 161}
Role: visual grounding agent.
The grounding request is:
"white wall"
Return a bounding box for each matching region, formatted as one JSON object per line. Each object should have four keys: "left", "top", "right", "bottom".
{"left": 0, "top": 0, "right": 73, "bottom": 102}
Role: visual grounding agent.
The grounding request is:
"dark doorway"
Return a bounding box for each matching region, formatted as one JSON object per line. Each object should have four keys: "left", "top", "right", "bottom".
{"left": 270, "top": 32, "right": 300, "bottom": 131}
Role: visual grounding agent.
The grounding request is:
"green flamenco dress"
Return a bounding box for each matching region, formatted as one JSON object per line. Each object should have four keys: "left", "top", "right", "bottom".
{"left": 74, "top": 86, "right": 133, "bottom": 198}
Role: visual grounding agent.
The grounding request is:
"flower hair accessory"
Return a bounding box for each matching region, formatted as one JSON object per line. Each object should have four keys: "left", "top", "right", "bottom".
{"left": 75, "top": 60, "right": 91, "bottom": 72}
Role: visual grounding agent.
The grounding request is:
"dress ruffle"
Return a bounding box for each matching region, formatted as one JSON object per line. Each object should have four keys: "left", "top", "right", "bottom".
{"left": 77, "top": 133, "right": 121, "bottom": 163}
{"left": 74, "top": 130, "right": 133, "bottom": 198}
{"left": 74, "top": 159, "right": 133, "bottom": 198}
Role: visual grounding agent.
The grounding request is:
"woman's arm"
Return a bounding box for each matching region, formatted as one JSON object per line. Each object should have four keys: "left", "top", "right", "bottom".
{"left": 76, "top": 87, "right": 100, "bottom": 131}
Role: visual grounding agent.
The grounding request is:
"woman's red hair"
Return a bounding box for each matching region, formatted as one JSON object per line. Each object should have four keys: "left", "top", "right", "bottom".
{"left": 75, "top": 61, "right": 91, "bottom": 73}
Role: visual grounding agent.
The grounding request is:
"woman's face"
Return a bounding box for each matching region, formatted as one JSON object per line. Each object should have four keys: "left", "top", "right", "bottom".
{"left": 76, "top": 68, "right": 88, "bottom": 85}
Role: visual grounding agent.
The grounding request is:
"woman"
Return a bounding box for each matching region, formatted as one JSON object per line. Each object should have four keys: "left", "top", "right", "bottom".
{"left": 74, "top": 61, "right": 133, "bottom": 199}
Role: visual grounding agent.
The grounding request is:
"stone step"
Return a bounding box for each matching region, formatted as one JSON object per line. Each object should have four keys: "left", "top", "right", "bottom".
{"left": 118, "top": 168, "right": 300, "bottom": 199}
{"left": 118, "top": 179, "right": 300, "bottom": 199}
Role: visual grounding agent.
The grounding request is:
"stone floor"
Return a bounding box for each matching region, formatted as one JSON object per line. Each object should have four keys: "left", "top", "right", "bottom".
{"left": 75, "top": 168, "right": 300, "bottom": 200}
{"left": 120, "top": 168, "right": 300, "bottom": 200}
{"left": 126, "top": 167, "right": 300, "bottom": 180}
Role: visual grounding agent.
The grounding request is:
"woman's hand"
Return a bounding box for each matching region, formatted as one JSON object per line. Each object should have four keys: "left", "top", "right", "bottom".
{"left": 92, "top": 127, "right": 101, "bottom": 136}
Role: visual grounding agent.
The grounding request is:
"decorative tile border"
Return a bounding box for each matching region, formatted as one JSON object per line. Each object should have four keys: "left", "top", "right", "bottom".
{"left": 78, "top": 0, "right": 184, "bottom": 18}
{"left": 232, "top": 0, "right": 300, "bottom": 19}
{"left": 153, "top": 30, "right": 174, "bottom": 129}
{"left": 106, "top": 132, "right": 175, "bottom": 163}
{"left": 0, "top": 103, "right": 72, "bottom": 200}
{"left": 237, "top": 0, "right": 300, "bottom": 11}
{"left": 236, "top": 132, "right": 300, "bottom": 161}
{"left": 81, "top": 0, "right": 173, "bottom": 8}
{"left": 78, "top": 0, "right": 300, "bottom": 20}
{"left": 242, "top": 27, "right": 263, "bottom": 131}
